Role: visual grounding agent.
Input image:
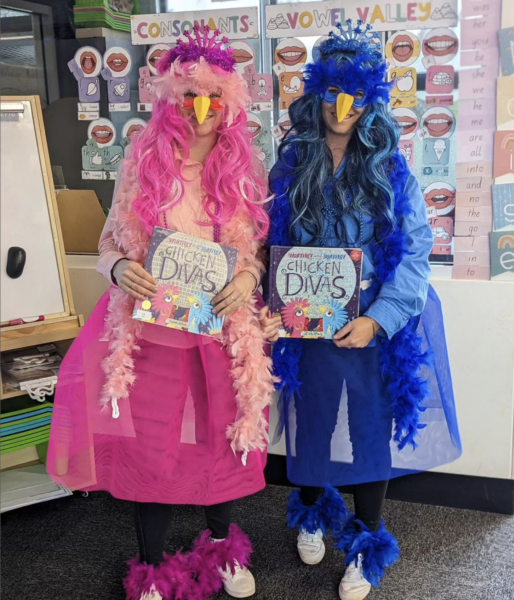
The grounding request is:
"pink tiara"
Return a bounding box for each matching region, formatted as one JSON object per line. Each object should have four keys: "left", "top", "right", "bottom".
{"left": 157, "top": 25, "right": 236, "bottom": 74}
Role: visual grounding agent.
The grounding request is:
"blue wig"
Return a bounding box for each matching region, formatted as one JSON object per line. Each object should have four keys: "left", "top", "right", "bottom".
{"left": 278, "top": 21, "right": 399, "bottom": 245}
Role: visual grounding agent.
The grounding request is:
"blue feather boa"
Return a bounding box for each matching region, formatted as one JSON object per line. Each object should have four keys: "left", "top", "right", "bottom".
{"left": 268, "top": 149, "right": 430, "bottom": 450}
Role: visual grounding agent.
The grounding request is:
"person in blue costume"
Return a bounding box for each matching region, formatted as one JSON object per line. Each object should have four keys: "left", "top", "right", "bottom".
{"left": 260, "top": 21, "right": 462, "bottom": 600}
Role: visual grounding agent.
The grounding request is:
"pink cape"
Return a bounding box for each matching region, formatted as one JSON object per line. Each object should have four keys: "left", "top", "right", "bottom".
{"left": 47, "top": 290, "right": 268, "bottom": 505}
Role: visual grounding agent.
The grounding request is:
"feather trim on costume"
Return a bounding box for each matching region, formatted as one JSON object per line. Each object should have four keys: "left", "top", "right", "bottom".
{"left": 153, "top": 59, "right": 249, "bottom": 128}
{"left": 267, "top": 159, "right": 296, "bottom": 248}
{"left": 100, "top": 157, "right": 146, "bottom": 413}
{"left": 303, "top": 57, "right": 391, "bottom": 106}
{"left": 287, "top": 484, "right": 348, "bottom": 535}
{"left": 380, "top": 325, "right": 431, "bottom": 449}
{"left": 100, "top": 158, "right": 274, "bottom": 452}
{"left": 268, "top": 150, "right": 431, "bottom": 450}
{"left": 271, "top": 338, "right": 302, "bottom": 394}
{"left": 370, "top": 153, "right": 431, "bottom": 449}
{"left": 100, "top": 287, "right": 142, "bottom": 410}
{"left": 268, "top": 152, "right": 303, "bottom": 395}
{"left": 124, "top": 552, "right": 192, "bottom": 600}
{"left": 222, "top": 209, "right": 275, "bottom": 452}
{"left": 188, "top": 524, "right": 252, "bottom": 598}
{"left": 334, "top": 516, "right": 399, "bottom": 587}
{"left": 152, "top": 28, "right": 249, "bottom": 128}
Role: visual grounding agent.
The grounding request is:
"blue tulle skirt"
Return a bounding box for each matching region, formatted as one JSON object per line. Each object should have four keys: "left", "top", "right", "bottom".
{"left": 274, "top": 286, "right": 462, "bottom": 487}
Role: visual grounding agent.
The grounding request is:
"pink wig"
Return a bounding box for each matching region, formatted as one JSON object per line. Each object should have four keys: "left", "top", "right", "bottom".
{"left": 130, "top": 31, "right": 269, "bottom": 240}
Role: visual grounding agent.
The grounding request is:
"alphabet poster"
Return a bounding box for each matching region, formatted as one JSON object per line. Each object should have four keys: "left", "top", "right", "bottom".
{"left": 232, "top": 41, "right": 255, "bottom": 73}
{"left": 389, "top": 24, "right": 459, "bottom": 265}
{"left": 139, "top": 43, "right": 173, "bottom": 111}
{"left": 497, "top": 76, "right": 514, "bottom": 130}
{"left": 490, "top": 231, "right": 514, "bottom": 280}
{"left": 102, "top": 47, "right": 132, "bottom": 111}
{"left": 82, "top": 118, "right": 123, "bottom": 180}
{"left": 492, "top": 183, "right": 514, "bottom": 231}
{"left": 69, "top": 46, "right": 102, "bottom": 120}
{"left": 246, "top": 111, "right": 274, "bottom": 170}
{"left": 499, "top": 27, "right": 514, "bottom": 77}
{"left": 493, "top": 131, "right": 514, "bottom": 184}
{"left": 242, "top": 65, "right": 274, "bottom": 111}
{"left": 274, "top": 38, "right": 306, "bottom": 110}
{"left": 121, "top": 118, "right": 148, "bottom": 149}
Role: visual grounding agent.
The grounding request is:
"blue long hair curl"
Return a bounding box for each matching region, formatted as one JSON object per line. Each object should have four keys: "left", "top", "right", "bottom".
{"left": 278, "top": 51, "right": 400, "bottom": 245}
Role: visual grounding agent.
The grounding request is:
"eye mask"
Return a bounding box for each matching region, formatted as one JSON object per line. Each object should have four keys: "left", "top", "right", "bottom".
{"left": 182, "top": 95, "right": 223, "bottom": 111}
{"left": 321, "top": 88, "right": 367, "bottom": 109}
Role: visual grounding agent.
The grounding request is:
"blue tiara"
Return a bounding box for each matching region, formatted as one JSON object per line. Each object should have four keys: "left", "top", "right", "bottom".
{"left": 320, "top": 20, "right": 382, "bottom": 58}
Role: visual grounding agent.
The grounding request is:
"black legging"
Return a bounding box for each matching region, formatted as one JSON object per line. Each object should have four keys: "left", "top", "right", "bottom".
{"left": 300, "top": 480, "right": 389, "bottom": 533}
{"left": 134, "top": 501, "right": 234, "bottom": 566}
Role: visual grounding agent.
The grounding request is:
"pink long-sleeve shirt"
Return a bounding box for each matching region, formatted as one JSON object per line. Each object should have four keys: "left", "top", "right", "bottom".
{"left": 97, "top": 156, "right": 262, "bottom": 346}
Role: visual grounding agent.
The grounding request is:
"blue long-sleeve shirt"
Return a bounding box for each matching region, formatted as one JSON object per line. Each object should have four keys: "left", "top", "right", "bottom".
{"left": 268, "top": 160, "right": 433, "bottom": 340}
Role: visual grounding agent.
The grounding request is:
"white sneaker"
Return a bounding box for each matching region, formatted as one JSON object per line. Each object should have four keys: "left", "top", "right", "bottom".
{"left": 139, "top": 585, "right": 163, "bottom": 600}
{"left": 339, "top": 554, "right": 372, "bottom": 600}
{"left": 219, "top": 561, "right": 256, "bottom": 598}
{"left": 297, "top": 528, "right": 325, "bottom": 565}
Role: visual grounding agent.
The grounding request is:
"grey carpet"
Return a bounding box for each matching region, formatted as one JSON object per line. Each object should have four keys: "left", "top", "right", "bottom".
{"left": 1, "top": 485, "right": 513, "bottom": 600}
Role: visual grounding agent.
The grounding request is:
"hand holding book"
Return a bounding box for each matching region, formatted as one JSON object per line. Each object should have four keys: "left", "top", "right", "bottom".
{"left": 259, "top": 305, "right": 282, "bottom": 342}
{"left": 113, "top": 258, "right": 158, "bottom": 300}
{"left": 132, "top": 228, "right": 239, "bottom": 338}
{"left": 333, "top": 316, "right": 380, "bottom": 349}
{"left": 268, "top": 246, "right": 363, "bottom": 340}
{"left": 211, "top": 271, "right": 257, "bottom": 318}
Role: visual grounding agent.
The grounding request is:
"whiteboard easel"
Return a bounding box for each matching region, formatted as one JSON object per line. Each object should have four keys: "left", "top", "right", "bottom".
{"left": 0, "top": 96, "right": 75, "bottom": 323}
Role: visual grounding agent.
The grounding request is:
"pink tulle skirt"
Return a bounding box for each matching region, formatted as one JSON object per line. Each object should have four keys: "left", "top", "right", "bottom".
{"left": 47, "top": 291, "right": 267, "bottom": 505}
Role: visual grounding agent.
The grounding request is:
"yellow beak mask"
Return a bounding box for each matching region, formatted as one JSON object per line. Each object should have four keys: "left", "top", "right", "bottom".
{"left": 193, "top": 96, "right": 211, "bottom": 125}
{"left": 336, "top": 93, "right": 354, "bottom": 122}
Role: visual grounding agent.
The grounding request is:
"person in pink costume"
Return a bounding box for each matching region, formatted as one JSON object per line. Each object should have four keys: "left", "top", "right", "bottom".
{"left": 47, "top": 26, "right": 274, "bottom": 600}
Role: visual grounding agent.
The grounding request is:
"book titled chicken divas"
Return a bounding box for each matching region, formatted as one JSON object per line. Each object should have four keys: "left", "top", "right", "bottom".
{"left": 269, "top": 246, "right": 363, "bottom": 339}
{"left": 132, "top": 227, "right": 238, "bottom": 337}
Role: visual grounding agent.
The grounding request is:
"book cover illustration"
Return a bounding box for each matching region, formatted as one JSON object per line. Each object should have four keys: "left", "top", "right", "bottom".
{"left": 490, "top": 231, "right": 514, "bottom": 281}
{"left": 269, "top": 246, "right": 363, "bottom": 340}
{"left": 133, "top": 227, "right": 238, "bottom": 337}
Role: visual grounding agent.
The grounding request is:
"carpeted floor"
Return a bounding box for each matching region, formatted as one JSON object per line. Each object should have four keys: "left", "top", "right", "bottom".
{"left": 1, "top": 485, "right": 514, "bottom": 600}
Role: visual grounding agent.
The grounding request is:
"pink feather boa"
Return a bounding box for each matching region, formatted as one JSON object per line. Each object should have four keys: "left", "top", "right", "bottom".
{"left": 99, "top": 156, "right": 274, "bottom": 453}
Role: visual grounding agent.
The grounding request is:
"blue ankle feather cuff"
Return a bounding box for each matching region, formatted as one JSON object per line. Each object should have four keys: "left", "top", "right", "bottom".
{"left": 287, "top": 485, "right": 348, "bottom": 536}
{"left": 335, "top": 516, "right": 400, "bottom": 587}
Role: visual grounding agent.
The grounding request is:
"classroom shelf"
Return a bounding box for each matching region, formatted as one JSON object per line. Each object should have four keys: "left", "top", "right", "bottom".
{"left": 1, "top": 315, "right": 84, "bottom": 352}
{"left": 0, "top": 447, "right": 40, "bottom": 472}
{"left": 1, "top": 389, "right": 28, "bottom": 401}
{"left": 1, "top": 463, "right": 72, "bottom": 513}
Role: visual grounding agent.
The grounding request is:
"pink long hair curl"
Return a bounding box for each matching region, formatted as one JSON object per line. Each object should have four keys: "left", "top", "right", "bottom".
{"left": 130, "top": 64, "right": 269, "bottom": 240}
